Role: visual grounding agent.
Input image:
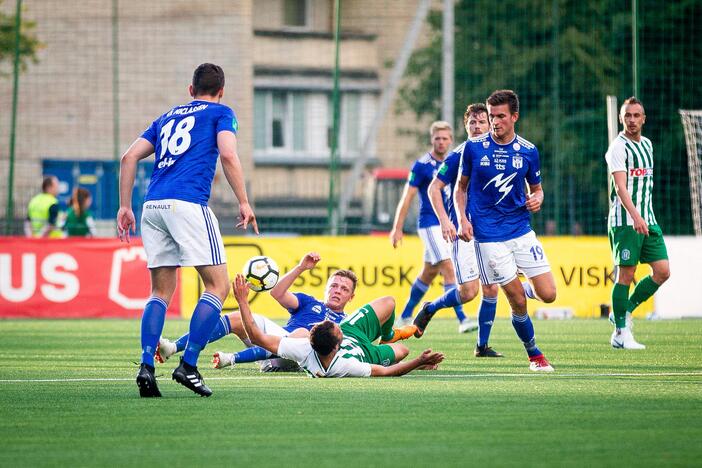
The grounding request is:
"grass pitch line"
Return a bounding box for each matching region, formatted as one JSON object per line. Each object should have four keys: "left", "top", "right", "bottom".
{"left": 1, "top": 371, "right": 702, "bottom": 383}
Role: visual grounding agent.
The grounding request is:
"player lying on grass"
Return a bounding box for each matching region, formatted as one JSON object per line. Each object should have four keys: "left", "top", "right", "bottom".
{"left": 157, "top": 252, "right": 416, "bottom": 371}
{"left": 232, "top": 274, "right": 444, "bottom": 377}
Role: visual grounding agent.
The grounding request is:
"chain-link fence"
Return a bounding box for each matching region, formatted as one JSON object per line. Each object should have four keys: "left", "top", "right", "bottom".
{"left": 1, "top": 0, "right": 700, "bottom": 236}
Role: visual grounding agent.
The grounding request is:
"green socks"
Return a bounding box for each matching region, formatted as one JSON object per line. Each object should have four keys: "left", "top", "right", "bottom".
{"left": 611, "top": 283, "right": 630, "bottom": 329}
{"left": 628, "top": 275, "right": 660, "bottom": 312}
{"left": 380, "top": 310, "right": 396, "bottom": 342}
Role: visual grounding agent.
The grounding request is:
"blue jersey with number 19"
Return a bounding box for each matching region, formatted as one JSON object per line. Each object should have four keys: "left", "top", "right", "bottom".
{"left": 141, "top": 100, "right": 238, "bottom": 205}
{"left": 460, "top": 133, "right": 541, "bottom": 242}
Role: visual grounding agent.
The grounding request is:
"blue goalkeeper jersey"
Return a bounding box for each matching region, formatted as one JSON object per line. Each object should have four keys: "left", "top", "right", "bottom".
{"left": 284, "top": 293, "right": 346, "bottom": 333}
{"left": 408, "top": 153, "right": 451, "bottom": 228}
{"left": 459, "top": 133, "right": 541, "bottom": 242}
{"left": 141, "top": 100, "right": 238, "bottom": 205}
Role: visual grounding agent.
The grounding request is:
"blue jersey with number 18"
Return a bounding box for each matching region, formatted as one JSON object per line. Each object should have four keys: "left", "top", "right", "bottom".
{"left": 141, "top": 100, "right": 238, "bottom": 205}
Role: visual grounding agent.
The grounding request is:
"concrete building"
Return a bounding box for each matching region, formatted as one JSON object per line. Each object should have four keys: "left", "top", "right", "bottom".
{"left": 0, "top": 0, "right": 434, "bottom": 234}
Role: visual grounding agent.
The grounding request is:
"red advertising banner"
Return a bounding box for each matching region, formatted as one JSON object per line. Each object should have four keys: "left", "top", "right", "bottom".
{"left": 0, "top": 237, "right": 180, "bottom": 318}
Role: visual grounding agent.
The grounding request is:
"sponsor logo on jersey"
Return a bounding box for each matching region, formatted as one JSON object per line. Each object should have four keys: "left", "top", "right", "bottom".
{"left": 512, "top": 155, "right": 523, "bottom": 169}
{"left": 438, "top": 163, "right": 449, "bottom": 175}
{"left": 232, "top": 118, "right": 239, "bottom": 133}
{"left": 483, "top": 141, "right": 490, "bottom": 148}
{"left": 483, "top": 172, "right": 518, "bottom": 205}
{"left": 513, "top": 143, "right": 521, "bottom": 151}
{"left": 480, "top": 156, "right": 490, "bottom": 167}
{"left": 312, "top": 305, "right": 322, "bottom": 313}
{"left": 629, "top": 168, "right": 653, "bottom": 177}
{"left": 408, "top": 172, "right": 415, "bottom": 183}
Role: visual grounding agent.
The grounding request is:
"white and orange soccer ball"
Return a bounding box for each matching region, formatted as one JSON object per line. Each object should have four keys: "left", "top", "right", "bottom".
{"left": 242, "top": 256, "right": 280, "bottom": 292}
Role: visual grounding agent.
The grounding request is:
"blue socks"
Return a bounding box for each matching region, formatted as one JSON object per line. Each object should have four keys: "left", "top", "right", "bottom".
{"left": 445, "top": 283, "right": 466, "bottom": 321}
{"left": 233, "top": 346, "right": 272, "bottom": 363}
{"left": 427, "top": 287, "right": 461, "bottom": 313}
{"left": 477, "top": 296, "right": 498, "bottom": 347}
{"left": 401, "top": 279, "right": 429, "bottom": 318}
{"left": 511, "top": 312, "right": 541, "bottom": 357}
{"left": 141, "top": 296, "right": 168, "bottom": 367}
{"left": 174, "top": 314, "right": 231, "bottom": 352}
{"left": 182, "top": 292, "right": 223, "bottom": 367}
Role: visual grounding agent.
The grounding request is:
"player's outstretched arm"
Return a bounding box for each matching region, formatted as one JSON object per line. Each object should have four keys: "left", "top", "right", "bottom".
{"left": 370, "top": 349, "right": 444, "bottom": 377}
{"left": 389, "top": 183, "right": 417, "bottom": 248}
{"left": 233, "top": 274, "right": 282, "bottom": 354}
{"left": 218, "top": 131, "right": 259, "bottom": 234}
{"left": 270, "top": 252, "right": 321, "bottom": 310}
{"left": 117, "top": 138, "right": 154, "bottom": 243}
{"left": 612, "top": 172, "right": 649, "bottom": 235}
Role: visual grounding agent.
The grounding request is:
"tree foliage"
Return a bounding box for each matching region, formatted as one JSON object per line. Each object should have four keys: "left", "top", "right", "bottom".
{"left": 399, "top": 0, "right": 702, "bottom": 234}
{"left": 0, "top": 1, "right": 41, "bottom": 75}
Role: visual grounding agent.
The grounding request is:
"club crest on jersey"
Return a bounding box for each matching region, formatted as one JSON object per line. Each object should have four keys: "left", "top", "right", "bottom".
{"left": 484, "top": 172, "right": 518, "bottom": 205}
{"left": 480, "top": 156, "right": 490, "bottom": 167}
{"left": 483, "top": 141, "right": 490, "bottom": 149}
{"left": 512, "top": 155, "right": 523, "bottom": 169}
{"left": 621, "top": 249, "right": 631, "bottom": 261}
{"left": 513, "top": 143, "right": 521, "bottom": 151}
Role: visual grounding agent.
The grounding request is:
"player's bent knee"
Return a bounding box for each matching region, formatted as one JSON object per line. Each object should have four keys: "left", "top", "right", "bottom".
{"left": 458, "top": 282, "right": 479, "bottom": 303}
{"left": 390, "top": 343, "right": 409, "bottom": 362}
{"left": 540, "top": 288, "right": 557, "bottom": 303}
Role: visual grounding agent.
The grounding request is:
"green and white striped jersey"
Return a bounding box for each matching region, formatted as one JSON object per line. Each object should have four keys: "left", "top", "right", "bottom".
{"left": 605, "top": 132, "right": 657, "bottom": 228}
{"left": 276, "top": 336, "right": 372, "bottom": 378}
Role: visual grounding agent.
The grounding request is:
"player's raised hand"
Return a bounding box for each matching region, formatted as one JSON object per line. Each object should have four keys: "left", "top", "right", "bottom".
{"left": 298, "top": 252, "right": 321, "bottom": 270}
{"left": 457, "top": 218, "right": 473, "bottom": 241}
{"left": 389, "top": 227, "right": 403, "bottom": 248}
{"left": 232, "top": 274, "right": 250, "bottom": 303}
{"left": 116, "top": 207, "right": 135, "bottom": 243}
{"left": 237, "top": 202, "right": 259, "bottom": 234}
{"left": 525, "top": 192, "right": 543, "bottom": 212}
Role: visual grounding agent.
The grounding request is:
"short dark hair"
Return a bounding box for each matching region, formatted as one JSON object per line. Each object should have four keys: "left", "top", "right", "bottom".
{"left": 486, "top": 89, "right": 519, "bottom": 114}
{"left": 42, "top": 176, "right": 56, "bottom": 192}
{"left": 192, "top": 63, "right": 225, "bottom": 97}
{"left": 463, "top": 102, "right": 488, "bottom": 127}
{"left": 310, "top": 321, "right": 342, "bottom": 356}
{"left": 331, "top": 269, "right": 358, "bottom": 292}
{"left": 621, "top": 96, "right": 645, "bottom": 115}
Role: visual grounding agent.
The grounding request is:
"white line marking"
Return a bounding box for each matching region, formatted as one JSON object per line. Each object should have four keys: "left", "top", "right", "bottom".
{"left": 0, "top": 371, "right": 700, "bottom": 383}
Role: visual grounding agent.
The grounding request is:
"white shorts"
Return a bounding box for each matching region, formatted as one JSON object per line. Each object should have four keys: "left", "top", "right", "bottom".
{"left": 253, "top": 314, "right": 288, "bottom": 337}
{"left": 475, "top": 231, "right": 551, "bottom": 286}
{"left": 451, "top": 239, "right": 480, "bottom": 284}
{"left": 417, "top": 225, "right": 452, "bottom": 265}
{"left": 141, "top": 199, "right": 226, "bottom": 268}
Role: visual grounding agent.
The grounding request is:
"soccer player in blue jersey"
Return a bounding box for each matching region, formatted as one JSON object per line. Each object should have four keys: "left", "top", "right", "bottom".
{"left": 417, "top": 90, "right": 557, "bottom": 372}
{"left": 390, "top": 121, "right": 476, "bottom": 333}
{"left": 117, "top": 63, "right": 258, "bottom": 397}
{"left": 155, "top": 252, "right": 416, "bottom": 371}
{"left": 421, "top": 103, "right": 503, "bottom": 357}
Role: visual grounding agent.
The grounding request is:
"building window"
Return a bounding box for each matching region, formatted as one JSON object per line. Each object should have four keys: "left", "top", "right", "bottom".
{"left": 283, "top": 0, "right": 310, "bottom": 28}
{"left": 254, "top": 89, "right": 375, "bottom": 164}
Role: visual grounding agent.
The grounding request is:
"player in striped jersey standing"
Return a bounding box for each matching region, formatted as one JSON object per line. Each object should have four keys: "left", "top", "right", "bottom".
{"left": 605, "top": 97, "right": 671, "bottom": 349}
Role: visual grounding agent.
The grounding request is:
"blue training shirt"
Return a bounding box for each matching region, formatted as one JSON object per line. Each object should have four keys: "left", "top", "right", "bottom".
{"left": 141, "top": 100, "right": 238, "bottom": 205}
{"left": 284, "top": 292, "right": 346, "bottom": 333}
{"left": 408, "top": 153, "right": 451, "bottom": 228}
{"left": 459, "top": 133, "right": 541, "bottom": 242}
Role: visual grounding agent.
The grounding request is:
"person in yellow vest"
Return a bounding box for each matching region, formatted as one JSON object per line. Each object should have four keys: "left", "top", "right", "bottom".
{"left": 24, "top": 176, "right": 63, "bottom": 238}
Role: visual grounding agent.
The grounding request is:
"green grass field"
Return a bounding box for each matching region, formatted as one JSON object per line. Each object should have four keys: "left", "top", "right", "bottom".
{"left": 1, "top": 318, "right": 701, "bottom": 467}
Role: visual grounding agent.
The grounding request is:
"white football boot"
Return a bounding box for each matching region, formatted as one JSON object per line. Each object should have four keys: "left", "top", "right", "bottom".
{"left": 212, "top": 351, "right": 235, "bottom": 369}
{"left": 609, "top": 311, "right": 633, "bottom": 330}
{"left": 155, "top": 338, "right": 177, "bottom": 363}
{"left": 458, "top": 318, "right": 479, "bottom": 333}
{"left": 610, "top": 328, "right": 646, "bottom": 349}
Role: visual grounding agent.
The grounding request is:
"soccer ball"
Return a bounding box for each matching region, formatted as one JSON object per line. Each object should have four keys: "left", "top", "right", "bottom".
{"left": 242, "top": 256, "right": 279, "bottom": 292}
